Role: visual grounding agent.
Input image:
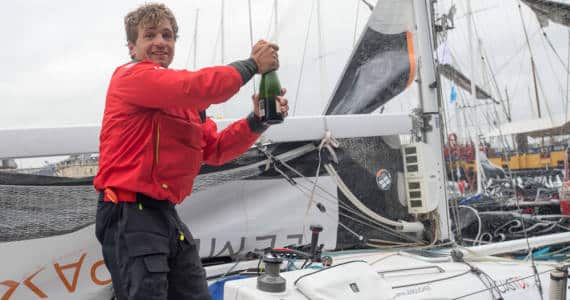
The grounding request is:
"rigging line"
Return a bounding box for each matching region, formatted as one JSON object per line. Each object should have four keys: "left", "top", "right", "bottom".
{"left": 338, "top": 202, "right": 426, "bottom": 243}
{"left": 538, "top": 29, "right": 567, "bottom": 121}
{"left": 268, "top": 146, "right": 423, "bottom": 242}
{"left": 247, "top": 0, "right": 256, "bottom": 93}
{"left": 210, "top": 20, "right": 222, "bottom": 66}
{"left": 295, "top": 184, "right": 404, "bottom": 246}
{"left": 263, "top": 0, "right": 276, "bottom": 41}
{"left": 337, "top": 222, "right": 365, "bottom": 241}
{"left": 338, "top": 198, "right": 420, "bottom": 242}
{"left": 455, "top": 257, "right": 503, "bottom": 299}
{"left": 316, "top": 0, "right": 328, "bottom": 111}
{"left": 510, "top": 50, "right": 529, "bottom": 112}
{"left": 471, "top": 20, "right": 510, "bottom": 120}
{"left": 324, "top": 163, "right": 406, "bottom": 229}
{"left": 221, "top": 0, "right": 225, "bottom": 64}
{"left": 291, "top": 0, "right": 316, "bottom": 116}
{"left": 339, "top": 211, "right": 425, "bottom": 244}
{"left": 490, "top": 96, "right": 512, "bottom": 154}
{"left": 493, "top": 28, "right": 540, "bottom": 76}
{"left": 566, "top": 29, "right": 570, "bottom": 131}
{"left": 337, "top": 203, "right": 425, "bottom": 244}
{"left": 272, "top": 152, "right": 390, "bottom": 224}
{"left": 352, "top": 0, "right": 360, "bottom": 48}
{"left": 471, "top": 16, "right": 500, "bottom": 99}
{"left": 273, "top": 167, "right": 408, "bottom": 244}
{"left": 184, "top": 9, "right": 199, "bottom": 69}
{"left": 517, "top": 0, "right": 553, "bottom": 128}
{"left": 534, "top": 59, "right": 555, "bottom": 123}
{"left": 359, "top": 0, "right": 373, "bottom": 11}
{"left": 541, "top": 28, "right": 570, "bottom": 76}
{"left": 271, "top": 154, "right": 415, "bottom": 243}
{"left": 302, "top": 146, "right": 324, "bottom": 243}
{"left": 517, "top": 0, "right": 536, "bottom": 59}
{"left": 452, "top": 268, "right": 553, "bottom": 300}
{"left": 511, "top": 155, "right": 546, "bottom": 300}
{"left": 290, "top": 172, "right": 422, "bottom": 244}
{"left": 305, "top": 147, "right": 323, "bottom": 216}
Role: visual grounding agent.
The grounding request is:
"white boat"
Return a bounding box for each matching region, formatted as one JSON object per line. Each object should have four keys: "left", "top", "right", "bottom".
{"left": 1, "top": 0, "right": 569, "bottom": 299}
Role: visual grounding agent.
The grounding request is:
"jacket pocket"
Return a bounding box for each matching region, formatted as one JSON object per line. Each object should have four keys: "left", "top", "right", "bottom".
{"left": 124, "top": 232, "right": 170, "bottom": 298}
{"left": 143, "top": 254, "right": 170, "bottom": 273}
{"left": 152, "top": 113, "right": 203, "bottom": 197}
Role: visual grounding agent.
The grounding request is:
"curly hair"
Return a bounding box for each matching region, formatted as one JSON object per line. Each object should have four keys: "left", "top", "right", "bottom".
{"left": 124, "top": 3, "right": 179, "bottom": 44}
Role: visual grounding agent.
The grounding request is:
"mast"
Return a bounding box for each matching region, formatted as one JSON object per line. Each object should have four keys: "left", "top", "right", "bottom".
{"left": 193, "top": 10, "right": 199, "bottom": 70}
{"left": 531, "top": 58, "right": 542, "bottom": 119}
{"left": 466, "top": 0, "right": 483, "bottom": 194}
{"left": 221, "top": 0, "right": 225, "bottom": 64}
{"left": 220, "top": 0, "right": 225, "bottom": 119}
{"left": 316, "top": 0, "right": 328, "bottom": 111}
{"left": 413, "top": 0, "right": 452, "bottom": 241}
{"left": 274, "top": 0, "right": 278, "bottom": 42}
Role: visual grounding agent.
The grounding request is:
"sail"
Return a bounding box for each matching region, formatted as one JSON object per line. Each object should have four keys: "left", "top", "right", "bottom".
{"left": 324, "top": 0, "right": 416, "bottom": 115}
{"left": 522, "top": 0, "right": 570, "bottom": 27}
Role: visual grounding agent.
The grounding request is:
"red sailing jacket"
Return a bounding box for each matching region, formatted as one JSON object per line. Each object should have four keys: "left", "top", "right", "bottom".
{"left": 93, "top": 60, "right": 261, "bottom": 204}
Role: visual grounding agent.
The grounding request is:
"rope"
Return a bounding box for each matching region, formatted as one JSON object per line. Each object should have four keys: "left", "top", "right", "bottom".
{"left": 324, "top": 163, "right": 406, "bottom": 229}
{"left": 255, "top": 129, "right": 429, "bottom": 245}
{"left": 458, "top": 205, "right": 482, "bottom": 245}
{"left": 292, "top": 0, "right": 316, "bottom": 116}
{"left": 452, "top": 268, "right": 553, "bottom": 300}
{"left": 247, "top": 0, "right": 256, "bottom": 92}
{"left": 352, "top": 0, "right": 361, "bottom": 48}
{"left": 256, "top": 141, "right": 424, "bottom": 244}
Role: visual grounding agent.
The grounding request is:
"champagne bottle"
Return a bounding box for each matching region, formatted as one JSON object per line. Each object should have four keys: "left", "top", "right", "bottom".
{"left": 258, "top": 70, "right": 283, "bottom": 124}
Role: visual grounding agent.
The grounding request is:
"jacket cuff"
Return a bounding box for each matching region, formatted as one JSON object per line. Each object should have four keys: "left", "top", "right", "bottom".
{"left": 246, "top": 112, "right": 269, "bottom": 134}
{"left": 229, "top": 58, "right": 258, "bottom": 86}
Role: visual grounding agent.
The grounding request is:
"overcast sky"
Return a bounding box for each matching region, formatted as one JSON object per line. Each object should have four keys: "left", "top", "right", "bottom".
{"left": 438, "top": 0, "right": 570, "bottom": 139}
{"left": 0, "top": 0, "right": 378, "bottom": 129}
{"left": 1, "top": 0, "right": 569, "bottom": 141}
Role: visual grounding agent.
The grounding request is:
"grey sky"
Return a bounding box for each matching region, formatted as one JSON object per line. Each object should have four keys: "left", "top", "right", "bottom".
{"left": 0, "top": 0, "right": 375, "bottom": 129}
{"left": 438, "top": 0, "right": 570, "bottom": 139}
{"left": 1, "top": 0, "right": 568, "bottom": 141}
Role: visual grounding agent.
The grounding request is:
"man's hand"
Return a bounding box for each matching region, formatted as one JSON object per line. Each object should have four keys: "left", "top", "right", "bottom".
{"left": 250, "top": 39, "right": 279, "bottom": 74}
{"left": 252, "top": 88, "right": 289, "bottom": 119}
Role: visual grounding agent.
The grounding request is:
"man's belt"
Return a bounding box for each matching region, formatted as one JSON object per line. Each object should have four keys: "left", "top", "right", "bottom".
{"left": 103, "top": 187, "right": 136, "bottom": 204}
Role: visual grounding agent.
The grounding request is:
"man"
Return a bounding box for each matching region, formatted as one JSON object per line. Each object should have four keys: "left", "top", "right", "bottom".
{"left": 93, "top": 3, "right": 288, "bottom": 299}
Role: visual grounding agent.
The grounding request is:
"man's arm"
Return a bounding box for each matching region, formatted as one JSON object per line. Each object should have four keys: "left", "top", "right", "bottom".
{"left": 110, "top": 61, "right": 243, "bottom": 111}
{"left": 201, "top": 113, "right": 268, "bottom": 166}
{"left": 110, "top": 40, "right": 279, "bottom": 111}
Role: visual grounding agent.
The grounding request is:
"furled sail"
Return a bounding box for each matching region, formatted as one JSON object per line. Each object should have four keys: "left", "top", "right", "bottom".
{"left": 324, "top": 0, "right": 416, "bottom": 115}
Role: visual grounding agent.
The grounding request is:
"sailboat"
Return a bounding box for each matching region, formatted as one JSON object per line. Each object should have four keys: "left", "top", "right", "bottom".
{"left": 1, "top": 0, "right": 570, "bottom": 299}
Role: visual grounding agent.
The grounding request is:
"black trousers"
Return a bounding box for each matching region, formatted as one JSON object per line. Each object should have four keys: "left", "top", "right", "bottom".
{"left": 95, "top": 193, "right": 211, "bottom": 300}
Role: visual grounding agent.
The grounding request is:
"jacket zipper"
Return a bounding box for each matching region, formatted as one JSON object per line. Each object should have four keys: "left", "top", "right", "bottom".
{"left": 155, "top": 124, "right": 160, "bottom": 165}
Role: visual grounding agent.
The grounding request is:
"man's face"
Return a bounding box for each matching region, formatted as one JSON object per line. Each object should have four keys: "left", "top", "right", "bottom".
{"left": 128, "top": 18, "right": 175, "bottom": 67}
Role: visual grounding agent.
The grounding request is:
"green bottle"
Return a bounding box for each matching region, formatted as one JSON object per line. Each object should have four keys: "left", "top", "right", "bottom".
{"left": 258, "top": 70, "right": 283, "bottom": 124}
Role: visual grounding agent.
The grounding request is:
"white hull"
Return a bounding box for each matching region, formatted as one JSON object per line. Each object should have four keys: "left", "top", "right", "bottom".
{"left": 2, "top": 231, "right": 561, "bottom": 300}
{"left": 224, "top": 251, "right": 563, "bottom": 300}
